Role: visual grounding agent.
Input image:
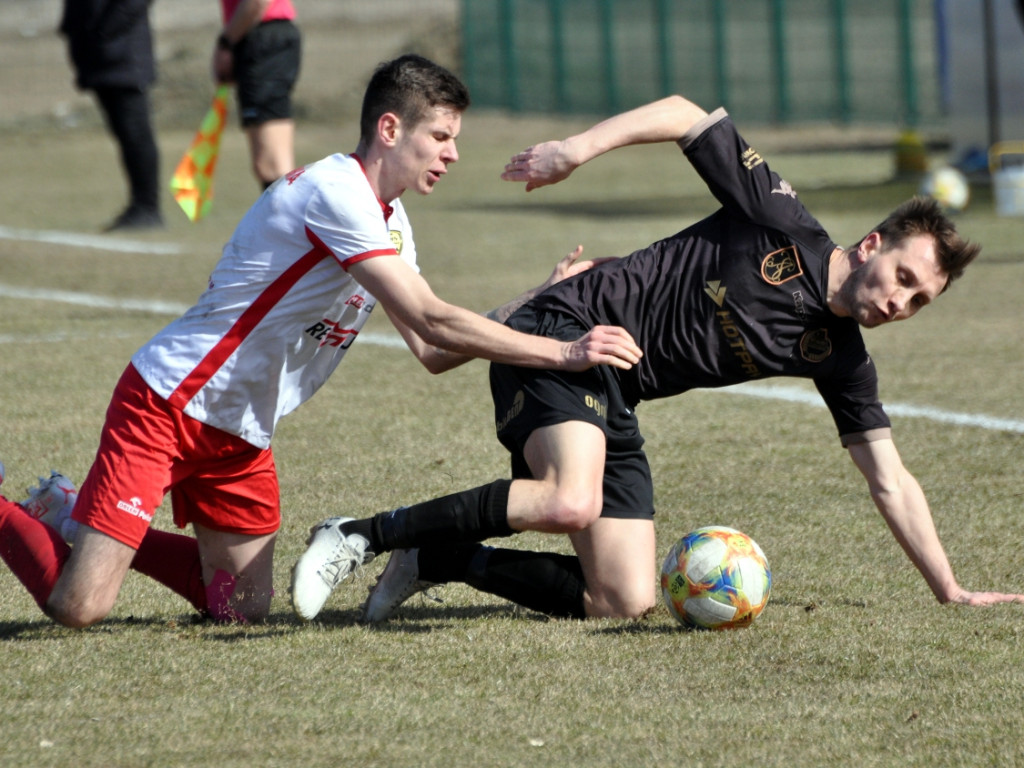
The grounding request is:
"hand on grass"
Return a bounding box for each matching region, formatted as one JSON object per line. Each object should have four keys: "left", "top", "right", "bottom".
{"left": 944, "top": 588, "right": 1024, "bottom": 607}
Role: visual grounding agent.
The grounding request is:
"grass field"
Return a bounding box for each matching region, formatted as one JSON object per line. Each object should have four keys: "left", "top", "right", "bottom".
{"left": 3, "top": 5, "right": 1024, "bottom": 768}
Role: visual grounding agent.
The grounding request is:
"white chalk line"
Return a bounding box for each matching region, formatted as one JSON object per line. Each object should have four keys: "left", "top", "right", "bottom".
{"left": 0, "top": 225, "right": 182, "bottom": 255}
{"left": 2, "top": 283, "right": 1021, "bottom": 435}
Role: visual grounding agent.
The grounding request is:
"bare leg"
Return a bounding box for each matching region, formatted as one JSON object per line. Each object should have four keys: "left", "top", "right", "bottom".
{"left": 194, "top": 524, "right": 276, "bottom": 622}
{"left": 570, "top": 517, "right": 657, "bottom": 618}
{"left": 506, "top": 420, "right": 607, "bottom": 533}
{"left": 47, "top": 527, "right": 136, "bottom": 628}
{"left": 246, "top": 119, "right": 295, "bottom": 186}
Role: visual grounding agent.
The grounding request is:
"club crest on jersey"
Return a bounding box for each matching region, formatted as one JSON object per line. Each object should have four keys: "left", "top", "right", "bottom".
{"left": 389, "top": 229, "right": 403, "bottom": 254}
{"left": 799, "top": 328, "right": 832, "bottom": 363}
{"left": 761, "top": 245, "right": 803, "bottom": 286}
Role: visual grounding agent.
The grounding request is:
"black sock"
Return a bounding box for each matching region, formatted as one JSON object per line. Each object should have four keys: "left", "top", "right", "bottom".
{"left": 418, "top": 543, "right": 587, "bottom": 620}
{"left": 341, "top": 479, "right": 513, "bottom": 555}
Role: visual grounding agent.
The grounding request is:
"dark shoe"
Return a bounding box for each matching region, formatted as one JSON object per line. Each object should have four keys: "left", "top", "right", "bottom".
{"left": 103, "top": 206, "right": 164, "bottom": 232}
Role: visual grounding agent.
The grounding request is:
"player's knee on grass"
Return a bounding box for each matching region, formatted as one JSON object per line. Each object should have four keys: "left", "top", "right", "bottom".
{"left": 585, "top": 579, "right": 657, "bottom": 620}
{"left": 45, "top": 527, "right": 134, "bottom": 628}
{"left": 205, "top": 569, "right": 272, "bottom": 623}
{"left": 46, "top": 586, "right": 117, "bottom": 628}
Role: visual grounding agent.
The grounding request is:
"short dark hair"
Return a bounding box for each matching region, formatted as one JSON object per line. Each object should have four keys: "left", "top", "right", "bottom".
{"left": 863, "top": 197, "right": 980, "bottom": 291}
{"left": 359, "top": 54, "right": 470, "bottom": 147}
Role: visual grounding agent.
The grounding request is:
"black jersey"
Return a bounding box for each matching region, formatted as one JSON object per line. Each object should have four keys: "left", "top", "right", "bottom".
{"left": 526, "top": 113, "right": 890, "bottom": 439}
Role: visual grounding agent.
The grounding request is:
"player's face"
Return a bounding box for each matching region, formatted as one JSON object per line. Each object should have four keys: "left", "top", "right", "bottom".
{"left": 395, "top": 106, "right": 461, "bottom": 196}
{"left": 837, "top": 233, "right": 947, "bottom": 328}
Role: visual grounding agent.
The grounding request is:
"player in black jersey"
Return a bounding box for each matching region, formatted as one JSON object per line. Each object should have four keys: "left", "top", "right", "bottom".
{"left": 291, "top": 95, "right": 1024, "bottom": 622}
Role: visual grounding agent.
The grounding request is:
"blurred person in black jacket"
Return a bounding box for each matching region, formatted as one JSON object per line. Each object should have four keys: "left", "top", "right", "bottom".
{"left": 60, "top": 0, "right": 163, "bottom": 231}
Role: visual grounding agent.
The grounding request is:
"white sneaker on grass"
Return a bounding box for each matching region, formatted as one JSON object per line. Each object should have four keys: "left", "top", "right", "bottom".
{"left": 20, "top": 471, "right": 80, "bottom": 544}
{"left": 290, "top": 517, "right": 374, "bottom": 622}
{"left": 362, "top": 548, "right": 439, "bottom": 623}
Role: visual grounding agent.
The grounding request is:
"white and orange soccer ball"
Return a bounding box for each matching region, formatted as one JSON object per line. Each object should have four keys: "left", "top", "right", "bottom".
{"left": 660, "top": 526, "right": 772, "bottom": 630}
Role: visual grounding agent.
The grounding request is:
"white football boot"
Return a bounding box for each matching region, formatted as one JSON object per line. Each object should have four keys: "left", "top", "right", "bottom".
{"left": 362, "top": 548, "right": 440, "bottom": 623}
{"left": 20, "top": 471, "right": 80, "bottom": 544}
{"left": 290, "top": 517, "right": 374, "bottom": 621}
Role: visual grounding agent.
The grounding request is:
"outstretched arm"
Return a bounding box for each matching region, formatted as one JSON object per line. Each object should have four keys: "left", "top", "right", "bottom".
{"left": 848, "top": 438, "right": 1024, "bottom": 606}
{"left": 500, "top": 95, "right": 710, "bottom": 191}
{"left": 352, "top": 254, "right": 641, "bottom": 375}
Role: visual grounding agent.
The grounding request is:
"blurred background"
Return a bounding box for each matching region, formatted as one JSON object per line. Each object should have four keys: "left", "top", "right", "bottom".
{"left": 3, "top": 1, "right": 1022, "bottom": 150}
{"left": 1, "top": 0, "right": 1022, "bottom": 228}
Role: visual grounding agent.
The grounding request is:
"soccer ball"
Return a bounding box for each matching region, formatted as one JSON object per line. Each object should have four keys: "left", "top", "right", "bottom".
{"left": 660, "top": 526, "right": 771, "bottom": 630}
{"left": 919, "top": 166, "right": 970, "bottom": 212}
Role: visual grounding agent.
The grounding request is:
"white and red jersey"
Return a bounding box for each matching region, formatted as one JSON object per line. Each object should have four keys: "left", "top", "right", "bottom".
{"left": 132, "top": 153, "right": 417, "bottom": 448}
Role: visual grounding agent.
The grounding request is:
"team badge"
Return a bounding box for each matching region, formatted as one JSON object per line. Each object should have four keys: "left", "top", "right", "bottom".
{"left": 760, "top": 245, "right": 803, "bottom": 286}
{"left": 389, "top": 229, "right": 403, "bottom": 254}
{"left": 799, "top": 328, "right": 832, "bottom": 363}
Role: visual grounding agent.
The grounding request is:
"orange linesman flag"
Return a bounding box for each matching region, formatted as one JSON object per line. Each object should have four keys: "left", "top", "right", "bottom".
{"left": 170, "top": 85, "right": 230, "bottom": 221}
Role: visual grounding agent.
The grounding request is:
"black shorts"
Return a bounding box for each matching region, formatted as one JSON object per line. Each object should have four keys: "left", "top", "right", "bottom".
{"left": 233, "top": 20, "right": 301, "bottom": 126}
{"left": 489, "top": 308, "right": 654, "bottom": 520}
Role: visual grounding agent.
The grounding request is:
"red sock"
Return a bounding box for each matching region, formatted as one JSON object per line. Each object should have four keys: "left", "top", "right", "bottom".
{"left": 131, "top": 528, "right": 209, "bottom": 614}
{"left": 0, "top": 495, "right": 71, "bottom": 609}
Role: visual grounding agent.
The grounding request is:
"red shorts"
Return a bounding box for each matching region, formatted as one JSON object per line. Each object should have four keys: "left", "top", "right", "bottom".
{"left": 73, "top": 364, "right": 281, "bottom": 549}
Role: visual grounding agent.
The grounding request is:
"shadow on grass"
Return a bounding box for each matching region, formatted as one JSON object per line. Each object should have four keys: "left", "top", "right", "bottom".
{"left": 0, "top": 613, "right": 201, "bottom": 641}
{"left": 0, "top": 609, "right": 347, "bottom": 641}
{"left": 343, "top": 602, "right": 550, "bottom": 633}
{"left": 0, "top": 596, "right": 872, "bottom": 639}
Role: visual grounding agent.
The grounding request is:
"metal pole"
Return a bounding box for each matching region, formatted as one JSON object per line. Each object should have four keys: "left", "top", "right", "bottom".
{"left": 499, "top": 0, "right": 520, "bottom": 112}
{"left": 833, "top": 0, "right": 850, "bottom": 123}
{"left": 600, "top": 0, "right": 618, "bottom": 112}
{"left": 898, "top": 0, "right": 918, "bottom": 126}
{"left": 551, "top": 0, "right": 568, "bottom": 112}
{"left": 982, "top": 0, "right": 1001, "bottom": 146}
{"left": 656, "top": 0, "right": 673, "bottom": 97}
{"left": 771, "top": 0, "right": 789, "bottom": 122}
{"left": 712, "top": 0, "right": 729, "bottom": 109}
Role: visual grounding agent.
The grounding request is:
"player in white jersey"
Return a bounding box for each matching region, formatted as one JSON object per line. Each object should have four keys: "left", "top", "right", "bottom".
{"left": 134, "top": 153, "right": 420, "bottom": 449}
{"left": 0, "top": 55, "right": 642, "bottom": 628}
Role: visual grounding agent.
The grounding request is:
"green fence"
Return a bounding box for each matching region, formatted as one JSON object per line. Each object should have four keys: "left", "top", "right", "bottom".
{"left": 461, "top": 0, "right": 941, "bottom": 126}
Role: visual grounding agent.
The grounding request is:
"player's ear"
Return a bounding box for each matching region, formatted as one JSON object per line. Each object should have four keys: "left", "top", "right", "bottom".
{"left": 377, "top": 112, "right": 401, "bottom": 147}
{"left": 858, "top": 232, "right": 882, "bottom": 262}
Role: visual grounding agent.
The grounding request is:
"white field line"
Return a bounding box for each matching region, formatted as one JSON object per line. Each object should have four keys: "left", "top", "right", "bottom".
{"left": 725, "top": 382, "right": 1024, "bottom": 434}
{"left": 0, "top": 225, "right": 182, "bottom": 255}
{"left": 2, "top": 283, "right": 1021, "bottom": 434}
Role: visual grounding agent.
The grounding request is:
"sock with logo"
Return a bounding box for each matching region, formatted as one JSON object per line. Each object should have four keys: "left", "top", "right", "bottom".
{"left": 417, "top": 542, "right": 587, "bottom": 619}
{"left": 0, "top": 495, "right": 71, "bottom": 608}
{"left": 343, "top": 479, "right": 514, "bottom": 555}
{"left": 130, "top": 528, "right": 208, "bottom": 614}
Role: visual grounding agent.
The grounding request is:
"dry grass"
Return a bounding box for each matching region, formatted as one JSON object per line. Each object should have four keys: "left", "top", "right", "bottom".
{"left": 2, "top": 4, "right": 1024, "bottom": 767}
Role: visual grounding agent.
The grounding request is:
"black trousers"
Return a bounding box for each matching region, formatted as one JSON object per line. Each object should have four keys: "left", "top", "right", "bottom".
{"left": 94, "top": 86, "right": 160, "bottom": 212}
